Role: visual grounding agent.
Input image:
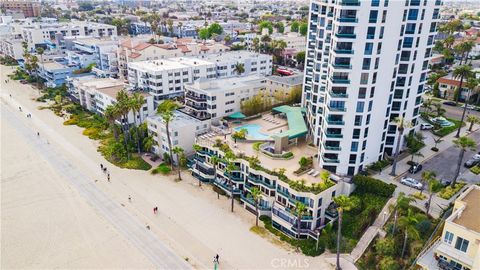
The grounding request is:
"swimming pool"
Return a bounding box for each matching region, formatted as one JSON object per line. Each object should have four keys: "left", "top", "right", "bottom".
{"left": 234, "top": 124, "right": 271, "bottom": 140}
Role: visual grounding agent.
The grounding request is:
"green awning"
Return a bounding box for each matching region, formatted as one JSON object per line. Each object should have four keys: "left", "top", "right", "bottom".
{"left": 271, "top": 105, "right": 308, "bottom": 139}
{"left": 227, "top": 112, "right": 246, "bottom": 119}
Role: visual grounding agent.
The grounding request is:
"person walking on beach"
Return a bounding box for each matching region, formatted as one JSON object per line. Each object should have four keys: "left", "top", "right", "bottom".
{"left": 37, "top": 132, "right": 40, "bottom": 136}
{"left": 215, "top": 254, "right": 219, "bottom": 264}
{"left": 128, "top": 195, "right": 131, "bottom": 202}
{"left": 100, "top": 164, "right": 103, "bottom": 170}
{"left": 107, "top": 173, "right": 110, "bottom": 182}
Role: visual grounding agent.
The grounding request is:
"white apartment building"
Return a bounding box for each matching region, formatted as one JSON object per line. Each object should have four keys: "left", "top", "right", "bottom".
{"left": 302, "top": 0, "right": 441, "bottom": 176}
{"left": 0, "top": 37, "right": 23, "bottom": 59}
{"left": 147, "top": 111, "right": 210, "bottom": 159}
{"left": 21, "top": 21, "right": 117, "bottom": 51}
{"left": 70, "top": 76, "right": 155, "bottom": 125}
{"left": 182, "top": 75, "right": 267, "bottom": 121}
{"left": 118, "top": 37, "right": 229, "bottom": 78}
{"left": 127, "top": 51, "right": 273, "bottom": 104}
{"left": 265, "top": 70, "right": 304, "bottom": 97}
{"left": 271, "top": 32, "right": 307, "bottom": 52}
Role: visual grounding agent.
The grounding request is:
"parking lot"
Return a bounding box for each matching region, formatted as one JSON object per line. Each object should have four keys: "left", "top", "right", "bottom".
{"left": 402, "top": 130, "right": 480, "bottom": 185}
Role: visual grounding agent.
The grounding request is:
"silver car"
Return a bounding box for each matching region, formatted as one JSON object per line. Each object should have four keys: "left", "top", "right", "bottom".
{"left": 400, "top": 177, "right": 423, "bottom": 190}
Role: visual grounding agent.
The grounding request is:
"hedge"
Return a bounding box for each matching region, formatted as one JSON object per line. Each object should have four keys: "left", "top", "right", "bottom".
{"left": 353, "top": 175, "right": 396, "bottom": 198}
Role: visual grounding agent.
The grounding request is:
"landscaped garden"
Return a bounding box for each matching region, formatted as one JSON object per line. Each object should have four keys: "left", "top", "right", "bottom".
{"left": 356, "top": 193, "right": 439, "bottom": 270}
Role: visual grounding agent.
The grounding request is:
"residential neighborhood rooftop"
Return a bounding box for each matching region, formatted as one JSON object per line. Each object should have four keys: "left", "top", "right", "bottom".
{"left": 452, "top": 186, "right": 480, "bottom": 232}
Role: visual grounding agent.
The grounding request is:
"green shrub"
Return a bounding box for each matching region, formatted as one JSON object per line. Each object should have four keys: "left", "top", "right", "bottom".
{"left": 470, "top": 166, "right": 480, "bottom": 175}
{"left": 430, "top": 179, "right": 444, "bottom": 193}
{"left": 259, "top": 216, "right": 325, "bottom": 256}
{"left": 152, "top": 163, "right": 171, "bottom": 175}
{"left": 353, "top": 175, "right": 396, "bottom": 198}
{"left": 378, "top": 256, "right": 400, "bottom": 270}
{"left": 374, "top": 237, "right": 396, "bottom": 256}
{"left": 432, "top": 118, "right": 463, "bottom": 137}
{"left": 367, "top": 159, "right": 391, "bottom": 171}
{"left": 439, "top": 183, "right": 466, "bottom": 199}
{"left": 253, "top": 142, "right": 262, "bottom": 151}
{"left": 282, "top": 152, "right": 294, "bottom": 158}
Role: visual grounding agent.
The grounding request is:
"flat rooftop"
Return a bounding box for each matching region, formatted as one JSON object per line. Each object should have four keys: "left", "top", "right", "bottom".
{"left": 186, "top": 75, "right": 265, "bottom": 93}
{"left": 453, "top": 186, "right": 480, "bottom": 232}
{"left": 266, "top": 73, "right": 303, "bottom": 85}
{"left": 149, "top": 110, "right": 203, "bottom": 129}
{"left": 195, "top": 50, "right": 270, "bottom": 63}
{"left": 128, "top": 59, "right": 190, "bottom": 72}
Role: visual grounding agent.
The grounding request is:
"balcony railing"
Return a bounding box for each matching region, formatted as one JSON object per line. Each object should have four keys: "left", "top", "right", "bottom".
{"left": 332, "top": 63, "right": 352, "bottom": 69}
{"left": 325, "top": 133, "right": 343, "bottom": 138}
{"left": 333, "top": 49, "right": 354, "bottom": 54}
{"left": 328, "top": 105, "right": 346, "bottom": 112}
{"left": 329, "top": 91, "right": 348, "bottom": 98}
{"left": 322, "top": 157, "right": 340, "bottom": 163}
{"left": 337, "top": 17, "right": 357, "bottom": 23}
{"left": 340, "top": 0, "right": 360, "bottom": 6}
{"left": 327, "top": 119, "right": 345, "bottom": 125}
{"left": 331, "top": 77, "right": 350, "bottom": 84}
{"left": 335, "top": 33, "right": 356, "bottom": 39}
{"left": 241, "top": 194, "right": 271, "bottom": 211}
{"left": 324, "top": 145, "right": 342, "bottom": 151}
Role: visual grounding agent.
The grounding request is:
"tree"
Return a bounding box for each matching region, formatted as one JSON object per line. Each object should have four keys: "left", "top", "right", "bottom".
{"left": 294, "top": 201, "right": 307, "bottom": 239}
{"left": 225, "top": 161, "right": 237, "bottom": 212}
{"left": 249, "top": 187, "right": 262, "bottom": 226}
{"left": 333, "top": 195, "right": 356, "bottom": 270}
{"left": 433, "top": 102, "right": 446, "bottom": 117}
{"left": 432, "top": 135, "right": 443, "bottom": 150}
{"left": 390, "top": 192, "right": 415, "bottom": 235}
{"left": 421, "top": 98, "right": 433, "bottom": 115}
{"left": 452, "top": 136, "right": 476, "bottom": 186}
{"left": 157, "top": 100, "right": 179, "bottom": 169}
{"left": 290, "top": 21, "right": 300, "bottom": 32}
{"left": 467, "top": 115, "right": 479, "bottom": 132}
{"left": 299, "top": 22, "right": 308, "bottom": 36}
{"left": 36, "top": 47, "right": 44, "bottom": 88}
{"left": 130, "top": 92, "right": 145, "bottom": 153}
{"left": 390, "top": 117, "right": 412, "bottom": 176}
{"left": 295, "top": 51, "right": 305, "bottom": 66}
{"left": 422, "top": 171, "right": 437, "bottom": 215}
{"left": 233, "top": 63, "right": 245, "bottom": 75}
{"left": 399, "top": 209, "right": 420, "bottom": 258}
{"left": 453, "top": 39, "right": 474, "bottom": 65}
{"left": 192, "top": 144, "right": 203, "bottom": 187}
{"left": 211, "top": 155, "right": 220, "bottom": 198}
{"left": 378, "top": 256, "right": 400, "bottom": 270}
{"left": 252, "top": 37, "right": 260, "bottom": 52}
{"left": 274, "top": 22, "right": 284, "bottom": 33}
{"left": 258, "top": 21, "right": 273, "bottom": 34}
{"left": 115, "top": 89, "right": 131, "bottom": 157}
{"left": 112, "top": 18, "right": 130, "bottom": 36}
{"left": 453, "top": 65, "right": 474, "bottom": 137}
{"left": 432, "top": 81, "right": 440, "bottom": 98}
{"left": 207, "top": 22, "right": 223, "bottom": 36}
{"left": 104, "top": 105, "right": 120, "bottom": 141}
{"left": 172, "top": 146, "right": 184, "bottom": 180}
{"left": 198, "top": 28, "right": 209, "bottom": 40}
{"left": 405, "top": 132, "right": 424, "bottom": 162}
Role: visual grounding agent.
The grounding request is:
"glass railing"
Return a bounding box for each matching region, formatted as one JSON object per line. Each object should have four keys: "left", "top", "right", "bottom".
{"left": 334, "top": 49, "right": 354, "bottom": 54}
{"left": 332, "top": 63, "right": 352, "bottom": 69}
{"left": 324, "top": 145, "right": 342, "bottom": 151}
{"left": 322, "top": 157, "right": 340, "bottom": 163}
{"left": 331, "top": 78, "right": 350, "bottom": 84}
{"left": 327, "top": 119, "right": 345, "bottom": 125}
{"left": 325, "top": 133, "right": 343, "bottom": 138}
{"left": 329, "top": 91, "right": 348, "bottom": 98}
{"left": 340, "top": 0, "right": 360, "bottom": 6}
{"left": 337, "top": 17, "right": 357, "bottom": 23}
{"left": 335, "top": 33, "right": 356, "bottom": 38}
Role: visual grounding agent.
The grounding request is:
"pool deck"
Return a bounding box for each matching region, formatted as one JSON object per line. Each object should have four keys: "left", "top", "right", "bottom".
{"left": 232, "top": 113, "right": 288, "bottom": 140}
{"left": 198, "top": 113, "right": 327, "bottom": 185}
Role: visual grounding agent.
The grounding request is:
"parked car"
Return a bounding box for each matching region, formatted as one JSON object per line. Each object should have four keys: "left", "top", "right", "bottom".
{"left": 464, "top": 159, "right": 479, "bottom": 168}
{"left": 440, "top": 179, "right": 451, "bottom": 186}
{"left": 409, "top": 162, "right": 423, "bottom": 174}
{"left": 400, "top": 177, "right": 423, "bottom": 189}
{"left": 462, "top": 104, "right": 476, "bottom": 110}
{"left": 420, "top": 123, "right": 434, "bottom": 130}
{"left": 472, "top": 154, "right": 480, "bottom": 160}
{"left": 443, "top": 101, "right": 456, "bottom": 106}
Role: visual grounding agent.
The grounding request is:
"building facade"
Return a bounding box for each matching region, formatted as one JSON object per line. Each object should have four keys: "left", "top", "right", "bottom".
{"left": 182, "top": 75, "right": 267, "bottom": 121}
{"left": 0, "top": 1, "right": 40, "bottom": 17}
{"left": 302, "top": 0, "right": 441, "bottom": 176}
{"left": 417, "top": 185, "right": 480, "bottom": 270}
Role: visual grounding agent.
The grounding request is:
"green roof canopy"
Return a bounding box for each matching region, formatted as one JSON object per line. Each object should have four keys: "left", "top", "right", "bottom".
{"left": 227, "top": 112, "right": 246, "bottom": 119}
{"left": 271, "top": 105, "right": 308, "bottom": 139}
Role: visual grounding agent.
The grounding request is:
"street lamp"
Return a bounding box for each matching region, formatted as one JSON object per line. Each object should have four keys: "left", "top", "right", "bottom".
{"left": 316, "top": 230, "right": 320, "bottom": 252}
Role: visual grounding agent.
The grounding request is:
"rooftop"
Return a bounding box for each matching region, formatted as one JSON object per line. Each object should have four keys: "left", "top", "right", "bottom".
{"left": 266, "top": 72, "right": 303, "bottom": 86}
{"left": 128, "top": 59, "right": 191, "bottom": 72}
{"left": 149, "top": 110, "right": 203, "bottom": 129}
{"left": 186, "top": 75, "right": 265, "bottom": 94}
{"left": 452, "top": 186, "right": 480, "bottom": 232}
{"left": 195, "top": 50, "right": 270, "bottom": 63}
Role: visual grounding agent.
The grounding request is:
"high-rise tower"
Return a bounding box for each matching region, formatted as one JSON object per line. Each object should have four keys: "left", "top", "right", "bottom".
{"left": 302, "top": 0, "right": 441, "bottom": 176}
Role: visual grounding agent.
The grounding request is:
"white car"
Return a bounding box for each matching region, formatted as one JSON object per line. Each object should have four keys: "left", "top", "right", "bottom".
{"left": 472, "top": 154, "right": 480, "bottom": 160}
{"left": 400, "top": 177, "right": 423, "bottom": 190}
{"left": 420, "top": 123, "right": 434, "bottom": 130}
{"left": 462, "top": 104, "right": 476, "bottom": 110}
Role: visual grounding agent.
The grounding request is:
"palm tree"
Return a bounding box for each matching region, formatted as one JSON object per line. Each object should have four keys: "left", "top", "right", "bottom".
{"left": 390, "top": 192, "right": 415, "bottom": 235}
{"left": 172, "top": 146, "right": 184, "bottom": 180}
{"left": 453, "top": 65, "right": 474, "bottom": 137}
{"left": 432, "top": 135, "right": 443, "bottom": 150}
{"left": 36, "top": 47, "right": 44, "bottom": 88}
{"left": 115, "top": 89, "right": 132, "bottom": 156}
{"left": 211, "top": 155, "right": 220, "bottom": 198}
{"left": 130, "top": 92, "right": 145, "bottom": 153}
{"left": 252, "top": 37, "right": 260, "bottom": 52}
{"left": 421, "top": 98, "right": 433, "bottom": 115}
{"left": 143, "top": 135, "right": 156, "bottom": 153}
{"left": 433, "top": 102, "right": 446, "bottom": 117}
{"left": 422, "top": 171, "right": 437, "bottom": 215}
{"left": 157, "top": 100, "right": 179, "bottom": 169}
{"left": 390, "top": 117, "right": 412, "bottom": 176}
{"left": 333, "top": 195, "right": 356, "bottom": 270}
{"left": 467, "top": 115, "right": 479, "bottom": 132}
{"left": 233, "top": 63, "right": 245, "bottom": 75}
{"left": 294, "top": 201, "right": 307, "bottom": 239}
{"left": 452, "top": 65, "right": 472, "bottom": 106}
{"left": 226, "top": 161, "right": 237, "bottom": 213}
{"left": 452, "top": 136, "right": 476, "bottom": 186}
{"left": 104, "top": 105, "right": 120, "bottom": 141}
{"left": 192, "top": 144, "right": 203, "bottom": 187}
{"left": 249, "top": 187, "right": 262, "bottom": 227}
{"left": 454, "top": 40, "right": 474, "bottom": 65}
{"left": 399, "top": 209, "right": 420, "bottom": 258}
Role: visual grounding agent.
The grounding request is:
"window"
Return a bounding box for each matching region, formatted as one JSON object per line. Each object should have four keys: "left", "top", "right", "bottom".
{"left": 356, "top": 101, "right": 365, "bottom": 113}
{"left": 408, "top": 9, "right": 419, "bottom": 20}
{"left": 444, "top": 231, "right": 454, "bottom": 244}
{"left": 455, "top": 237, "right": 469, "bottom": 252}
{"left": 362, "top": 58, "right": 371, "bottom": 70}
{"left": 358, "top": 88, "right": 367, "bottom": 99}
{"left": 367, "top": 27, "right": 375, "bottom": 39}
{"left": 369, "top": 10, "right": 378, "bottom": 23}
{"left": 351, "top": 142, "right": 358, "bottom": 152}
{"left": 364, "top": 43, "right": 373, "bottom": 55}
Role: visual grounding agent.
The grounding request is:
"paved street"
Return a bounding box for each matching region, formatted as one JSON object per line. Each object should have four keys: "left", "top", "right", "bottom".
{"left": 442, "top": 103, "right": 480, "bottom": 121}
{"left": 402, "top": 130, "right": 480, "bottom": 184}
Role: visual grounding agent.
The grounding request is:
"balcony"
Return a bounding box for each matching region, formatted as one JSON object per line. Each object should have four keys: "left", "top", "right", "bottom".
{"left": 241, "top": 194, "right": 271, "bottom": 211}
{"left": 333, "top": 49, "right": 354, "bottom": 54}
{"left": 337, "top": 17, "right": 357, "bottom": 23}
{"left": 335, "top": 33, "right": 356, "bottom": 39}
{"left": 322, "top": 156, "right": 340, "bottom": 163}
{"left": 325, "top": 133, "right": 343, "bottom": 138}
{"left": 186, "top": 103, "right": 207, "bottom": 110}
{"left": 185, "top": 93, "right": 207, "bottom": 102}
{"left": 324, "top": 145, "right": 342, "bottom": 151}
{"left": 330, "top": 77, "right": 350, "bottom": 84}
{"left": 329, "top": 91, "right": 348, "bottom": 98}
{"left": 326, "top": 24, "right": 332, "bottom": 30}
{"left": 332, "top": 63, "right": 352, "bottom": 69}
{"left": 340, "top": 0, "right": 360, "bottom": 6}
{"left": 328, "top": 105, "right": 346, "bottom": 112}
{"left": 327, "top": 119, "right": 345, "bottom": 125}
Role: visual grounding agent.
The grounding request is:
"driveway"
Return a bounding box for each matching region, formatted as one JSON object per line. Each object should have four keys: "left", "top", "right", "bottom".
{"left": 402, "top": 130, "right": 480, "bottom": 184}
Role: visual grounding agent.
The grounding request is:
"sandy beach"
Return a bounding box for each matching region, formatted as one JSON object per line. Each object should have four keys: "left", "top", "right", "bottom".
{"left": 1, "top": 65, "right": 332, "bottom": 269}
